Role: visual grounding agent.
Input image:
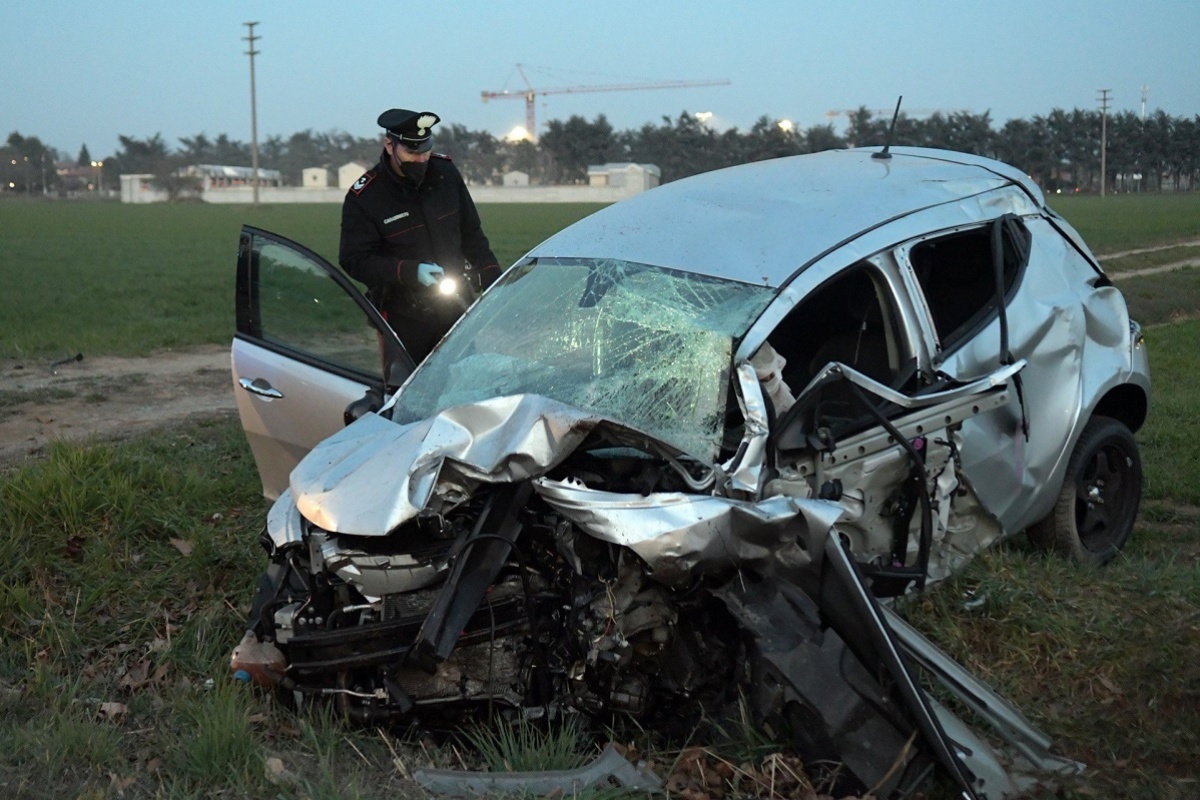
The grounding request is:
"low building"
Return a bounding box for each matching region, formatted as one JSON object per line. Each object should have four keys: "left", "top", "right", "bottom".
{"left": 119, "top": 173, "right": 164, "bottom": 203}
{"left": 587, "top": 163, "right": 661, "bottom": 192}
{"left": 302, "top": 167, "right": 331, "bottom": 188}
{"left": 187, "top": 164, "right": 283, "bottom": 190}
{"left": 120, "top": 161, "right": 662, "bottom": 204}
{"left": 338, "top": 161, "right": 372, "bottom": 190}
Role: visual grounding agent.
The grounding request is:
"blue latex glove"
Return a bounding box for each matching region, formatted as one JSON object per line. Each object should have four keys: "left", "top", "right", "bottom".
{"left": 416, "top": 262, "right": 444, "bottom": 287}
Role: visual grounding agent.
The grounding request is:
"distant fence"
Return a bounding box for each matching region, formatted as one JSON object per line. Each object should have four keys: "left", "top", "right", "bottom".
{"left": 121, "top": 175, "right": 643, "bottom": 205}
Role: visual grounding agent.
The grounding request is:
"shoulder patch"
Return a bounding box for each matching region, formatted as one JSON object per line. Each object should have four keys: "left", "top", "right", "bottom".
{"left": 432, "top": 152, "right": 452, "bottom": 161}
{"left": 350, "top": 169, "right": 376, "bottom": 195}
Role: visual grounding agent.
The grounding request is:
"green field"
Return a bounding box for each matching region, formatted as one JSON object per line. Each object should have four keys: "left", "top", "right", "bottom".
{"left": 1047, "top": 192, "right": 1200, "bottom": 252}
{"left": 0, "top": 202, "right": 606, "bottom": 360}
{"left": 2, "top": 194, "right": 1200, "bottom": 798}
{"left": 3, "top": 194, "right": 1200, "bottom": 361}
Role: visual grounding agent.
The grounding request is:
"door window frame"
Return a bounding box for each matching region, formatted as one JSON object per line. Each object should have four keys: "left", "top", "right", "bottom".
{"left": 236, "top": 225, "right": 415, "bottom": 390}
{"left": 894, "top": 217, "right": 1032, "bottom": 365}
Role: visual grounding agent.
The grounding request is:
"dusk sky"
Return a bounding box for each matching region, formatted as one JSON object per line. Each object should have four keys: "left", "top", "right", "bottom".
{"left": 5, "top": 0, "right": 1199, "bottom": 159}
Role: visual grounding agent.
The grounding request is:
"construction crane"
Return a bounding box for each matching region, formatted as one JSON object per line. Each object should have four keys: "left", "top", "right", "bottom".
{"left": 482, "top": 64, "right": 730, "bottom": 139}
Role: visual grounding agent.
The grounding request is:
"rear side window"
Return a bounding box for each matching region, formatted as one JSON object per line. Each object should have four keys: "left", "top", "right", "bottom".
{"left": 908, "top": 219, "right": 1030, "bottom": 353}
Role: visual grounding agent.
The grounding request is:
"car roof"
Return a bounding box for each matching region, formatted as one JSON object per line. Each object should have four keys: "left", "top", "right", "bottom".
{"left": 526, "top": 147, "right": 1047, "bottom": 289}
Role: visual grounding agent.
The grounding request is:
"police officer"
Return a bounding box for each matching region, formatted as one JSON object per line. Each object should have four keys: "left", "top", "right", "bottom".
{"left": 339, "top": 109, "right": 500, "bottom": 362}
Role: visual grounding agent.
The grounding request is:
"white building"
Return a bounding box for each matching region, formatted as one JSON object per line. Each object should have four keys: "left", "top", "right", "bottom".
{"left": 121, "top": 160, "right": 663, "bottom": 204}
{"left": 187, "top": 164, "right": 282, "bottom": 189}
{"left": 338, "top": 161, "right": 372, "bottom": 190}
{"left": 302, "top": 167, "right": 331, "bottom": 188}
{"left": 587, "top": 163, "right": 661, "bottom": 192}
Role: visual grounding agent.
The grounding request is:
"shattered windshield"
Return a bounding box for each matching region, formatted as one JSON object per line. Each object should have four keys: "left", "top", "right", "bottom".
{"left": 391, "top": 258, "right": 773, "bottom": 460}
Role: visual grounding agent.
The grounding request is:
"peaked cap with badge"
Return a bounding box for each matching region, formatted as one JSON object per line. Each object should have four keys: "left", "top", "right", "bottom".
{"left": 378, "top": 109, "right": 441, "bottom": 153}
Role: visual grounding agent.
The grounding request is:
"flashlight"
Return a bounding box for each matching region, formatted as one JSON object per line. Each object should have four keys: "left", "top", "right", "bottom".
{"left": 437, "top": 276, "right": 458, "bottom": 296}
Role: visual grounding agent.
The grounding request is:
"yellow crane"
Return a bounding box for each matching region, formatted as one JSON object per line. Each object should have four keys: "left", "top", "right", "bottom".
{"left": 482, "top": 64, "right": 730, "bottom": 139}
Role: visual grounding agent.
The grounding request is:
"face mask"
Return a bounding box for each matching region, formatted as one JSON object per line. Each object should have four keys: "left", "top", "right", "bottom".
{"left": 400, "top": 160, "right": 428, "bottom": 185}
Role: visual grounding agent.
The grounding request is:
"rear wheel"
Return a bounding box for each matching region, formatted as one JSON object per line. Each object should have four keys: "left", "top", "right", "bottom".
{"left": 1028, "top": 415, "right": 1142, "bottom": 565}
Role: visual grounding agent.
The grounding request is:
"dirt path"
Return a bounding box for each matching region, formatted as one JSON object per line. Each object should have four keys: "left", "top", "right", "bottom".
{"left": 0, "top": 345, "right": 235, "bottom": 470}
{"left": 1096, "top": 238, "right": 1200, "bottom": 261}
{"left": 1110, "top": 257, "right": 1200, "bottom": 281}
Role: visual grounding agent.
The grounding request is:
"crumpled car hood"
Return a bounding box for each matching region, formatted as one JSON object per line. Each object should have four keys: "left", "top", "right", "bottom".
{"left": 289, "top": 394, "right": 642, "bottom": 536}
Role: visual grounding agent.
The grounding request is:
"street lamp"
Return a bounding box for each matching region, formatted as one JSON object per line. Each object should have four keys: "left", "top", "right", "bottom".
{"left": 90, "top": 160, "right": 104, "bottom": 192}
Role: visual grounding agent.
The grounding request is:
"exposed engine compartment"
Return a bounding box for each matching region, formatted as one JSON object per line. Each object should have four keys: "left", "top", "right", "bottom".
{"left": 231, "top": 393, "right": 1083, "bottom": 798}
{"left": 242, "top": 439, "right": 742, "bottom": 731}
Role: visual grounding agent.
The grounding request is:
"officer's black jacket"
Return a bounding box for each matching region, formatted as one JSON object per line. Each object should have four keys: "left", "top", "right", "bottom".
{"left": 339, "top": 151, "right": 499, "bottom": 360}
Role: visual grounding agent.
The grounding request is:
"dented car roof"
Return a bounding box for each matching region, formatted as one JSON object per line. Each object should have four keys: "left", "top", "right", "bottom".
{"left": 527, "top": 146, "right": 1046, "bottom": 288}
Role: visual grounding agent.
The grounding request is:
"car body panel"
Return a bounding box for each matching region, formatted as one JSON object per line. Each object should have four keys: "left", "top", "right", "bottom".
{"left": 232, "top": 226, "right": 414, "bottom": 499}
{"left": 530, "top": 148, "right": 1040, "bottom": 289}
{"left": 232, "top": 338, "right": 375, "bottom": 501}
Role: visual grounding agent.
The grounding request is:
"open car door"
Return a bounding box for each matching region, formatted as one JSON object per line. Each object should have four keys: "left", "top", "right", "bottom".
{"left": 233, "top": 226, "right": 414, "bottom": 499}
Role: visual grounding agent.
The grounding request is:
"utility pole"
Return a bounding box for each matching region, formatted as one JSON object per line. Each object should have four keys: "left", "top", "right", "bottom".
{"left": 243, "top": 21, "right": 261, "bottom": 206}
{"left": 1138, "top": 85, "right": 1148, "bottom": 192}
{"left": 1097, "top": 89, "right": 1111, "bottom": 197}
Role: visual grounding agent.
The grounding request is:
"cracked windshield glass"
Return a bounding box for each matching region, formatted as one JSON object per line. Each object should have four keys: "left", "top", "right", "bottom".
{"left": 393, "top": 258, "right": 773, "bottom": 460}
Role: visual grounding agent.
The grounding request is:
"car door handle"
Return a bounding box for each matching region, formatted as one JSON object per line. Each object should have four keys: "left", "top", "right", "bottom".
{"left": 239, "top": 377, "right": 284, "bottom": 399}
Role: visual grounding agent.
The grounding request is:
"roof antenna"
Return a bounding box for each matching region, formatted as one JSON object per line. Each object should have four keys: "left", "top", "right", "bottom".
{"left": 872, "top": 95, "right": 903, "bottom": 160}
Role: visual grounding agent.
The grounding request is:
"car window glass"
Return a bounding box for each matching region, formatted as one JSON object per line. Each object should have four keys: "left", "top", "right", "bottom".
{"left": 392, "top": 258, "right": 773, "bottom": 462}
{"left": 908, "top": 221, "right": 1028, "bottom": 353}
{"left": 253, "top": 239, "right": 382, "bottom": 378}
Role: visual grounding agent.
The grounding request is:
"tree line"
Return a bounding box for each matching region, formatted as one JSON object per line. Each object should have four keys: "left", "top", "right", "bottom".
{"left": 4, "top": 106, "right": 1200, "bottom": 196}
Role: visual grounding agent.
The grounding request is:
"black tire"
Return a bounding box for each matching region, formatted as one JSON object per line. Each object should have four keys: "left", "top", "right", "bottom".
{"left": 1027, "top": 415, "right": 1142, "bottom": 565}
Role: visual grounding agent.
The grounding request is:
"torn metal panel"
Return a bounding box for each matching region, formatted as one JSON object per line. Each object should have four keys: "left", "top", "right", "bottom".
{"left": 884, "top": 606, "right": 1086, "bottom": 779}
{"left": 715, "top": 577, "right": 930, "bottom": 797}
{"left": 766, "top": 362, "right": 1012, "bottom": 580}
{"left": 720, "top": 360, "right": 771, "bottom": 495}
{"left": 793, "top": 359, "right": 1024, "bottom": 413}
{"left": 816, "top": 531, "right": 989, "bottom": 799}
{"left": 715, "top": 525, "right": 1072, "bottom": 799}
{"left": 533, "top": 477, "right": 841, "bottom": 585}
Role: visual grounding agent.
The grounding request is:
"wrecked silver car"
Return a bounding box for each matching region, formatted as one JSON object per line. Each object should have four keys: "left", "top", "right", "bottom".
{"left": 229, "top": 147, "right": 1149, "bottom": 797}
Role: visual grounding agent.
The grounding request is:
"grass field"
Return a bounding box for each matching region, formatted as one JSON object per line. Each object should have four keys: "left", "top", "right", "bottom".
{"left": 2, "top": 193, "right": 1200, "bottom": 797}
{"left": 3, "top": 194, "right": 1200, "bottom": 361}
{"left": 0, "top": 194, "right": 1195, "bottom": 359}
{"left": 1047, "top": 192, "right": 1200, "bottom": 253}
{"left": 0, "top": 201, "right": 605, "bottom": 360}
